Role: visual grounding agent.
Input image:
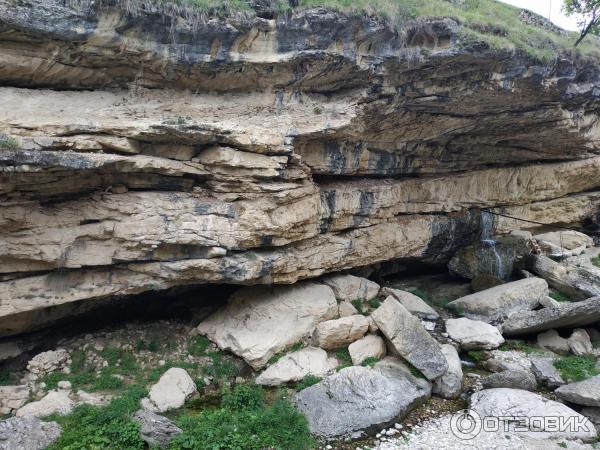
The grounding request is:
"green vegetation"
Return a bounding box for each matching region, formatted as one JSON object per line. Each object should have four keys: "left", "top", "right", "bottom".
{"left": 46, "top": 385, "right": 147, "bottom": 450}
{"left": 592, "top": 255, "right": 600, "bottom": 268}
{"left": 361, "top": 356, "right": 380, "bottom": 367}
{"left": 294, "top": 375, "right": 322, "bottom": 391}
{"left": 0, "top": 369, "right": 12, "bottom": 385}
{"left": 169, "top": 384, "right": 314, "bottom": 450}
{"left": 499, "top": 340, "right": 540, "bottom": 354}
{"left": 367, "top": 298, "right": 381, "bottom": 309}
{"left": 268, "top": 342, "right": 306, "bottom": 364}
{"left": 335, "top": 347, "right": 353, "bottom": 371}
{"left": 549, "top": 291, "right": 572, "bottom": 303}
{"left": 201, "top": 352, "right": 238, "bottom": 380}
{"left": 188, "top": 335, "right": 211, "bottom": 357}
{"left": 554, "top": 355, "right": 600, "bottom": 381}
{"left": 129, "top": 0, "right": 600, "bottom": 60}
{"left": 564, "top": 0, "right": 600, "bottom": 46}
{"left": 467, "top": 350, "right": 486, "bottom": 362}
{"left": 351, "top": 299, "right": 367, "bottom": 315}
{"left": 0, "top": 134, "right": 18, "bottom": 150}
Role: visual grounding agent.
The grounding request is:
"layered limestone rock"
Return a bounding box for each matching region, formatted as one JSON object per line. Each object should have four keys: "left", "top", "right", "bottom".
{"left": 1, "top": 0, "right": 600, "bottom": 336}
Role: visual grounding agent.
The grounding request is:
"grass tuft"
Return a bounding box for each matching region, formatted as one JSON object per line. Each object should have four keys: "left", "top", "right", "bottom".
{"left": 554, "top": 355, "right": 600, "bottom": 382}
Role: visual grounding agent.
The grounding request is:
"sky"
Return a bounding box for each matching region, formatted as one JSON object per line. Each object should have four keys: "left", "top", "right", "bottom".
{"left": 499, "top": 0, "right": 580, "bottom": 31}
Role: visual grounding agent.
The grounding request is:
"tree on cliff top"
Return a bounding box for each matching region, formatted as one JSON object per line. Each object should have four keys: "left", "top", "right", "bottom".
{"left": 564, "top": 0, "right": 600, "bottom": 45}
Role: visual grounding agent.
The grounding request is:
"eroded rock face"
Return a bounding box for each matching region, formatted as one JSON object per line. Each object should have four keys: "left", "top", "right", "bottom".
{"left": 0, "top": 0, "right": 599, "bottom": 336}
{"left": 196, "top": 282, "right": 337, "bottom": 369}
{"left": 0, "top": 417, "right": 61, "bottom": 450}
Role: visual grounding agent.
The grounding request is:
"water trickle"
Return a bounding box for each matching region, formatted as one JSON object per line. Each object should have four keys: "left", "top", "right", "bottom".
{"left": 478, "top": 210, "right": 506, "bottom": 280}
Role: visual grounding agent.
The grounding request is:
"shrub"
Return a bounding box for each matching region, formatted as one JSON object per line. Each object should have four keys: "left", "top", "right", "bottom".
{"left": 46, "top": 385, "right": 147, "bottom": 450}
{"left": 554, "top": 355, "right": 600, "bottom": 382}
{"left": 169, "top": 385, "right": 314, "bottom": 450}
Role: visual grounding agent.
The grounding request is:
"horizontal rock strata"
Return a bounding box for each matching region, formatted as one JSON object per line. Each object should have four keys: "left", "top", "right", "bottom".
{"left": 0, "top": 0, "right": 599, "bottom": 336}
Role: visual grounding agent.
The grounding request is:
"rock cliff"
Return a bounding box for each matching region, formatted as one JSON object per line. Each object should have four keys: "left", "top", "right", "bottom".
{"left": 1, "top": 0, "right": 599, "bottom": 336}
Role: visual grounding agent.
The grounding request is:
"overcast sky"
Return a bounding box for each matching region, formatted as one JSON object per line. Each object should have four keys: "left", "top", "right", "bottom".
{"left": 499, "top": 0, "right": 580, "bottom": 31}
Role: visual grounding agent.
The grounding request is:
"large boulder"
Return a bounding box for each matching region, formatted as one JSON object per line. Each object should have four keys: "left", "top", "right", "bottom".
{"left": 432, "top": 344, "right": 462, "bottom": 399}
{"left": 321, "top": 274, "right": 380, "bottom": 301}
{"left": 313, "top": 315, "right": 369, "bottom": 350}
{"left": 196, "top": 282, "right": 337, "bottom": 369}
{"left": 567, "top": 329, "right": 594, "bottom": 356}
{"left": 26, "top": 349, "right": 69, "bottom": 378}
{"left": 471, "top": 388, "right": 597, "bottom": 441}
{"left": 0, "top": 417, "right": 61, "bottom": 450}
{"left": 133, "top": 409, "right": 182, "bottom": 448}
{"left": 555, "top": 376, "right": 600, "bottom": 407}
{"left": 348, "top": 335, "right": 386, "bottom": 366}
{"left": 380, "top": 288, "right": 439, "bottom": 320}
{"left": 529, "top": 356, "right": 565, "bottom": 388}
{"left": 537, "top": 329, "right": 570, "bottom": 354}
{"left": 445, "top": 318, "right": 504, "bottom": 350}
{"left": 371, "top": 297, "right": 447, "bottom": 380}
{"left": 0, "top": 386, "right": 30, "bottom": 415}
{"left": 16, "top": 390, "right": 74, "bottom": 418}
{"left": 534, "top": 230, "right": 593, "bottom": 257}
{"left": 295, "top": 360, "right": 430, "bottom": 438}
{"left": 256, "top": 347, "right": 332, "bottom": 386}
{"left": 447, "top": 278, "right": 547, "bottom": 322}
{"left": 503, "top": 296, "right": 600, "bottom": 336}
{"left": 142, "top": 368, "right": 197, "bottom": 413}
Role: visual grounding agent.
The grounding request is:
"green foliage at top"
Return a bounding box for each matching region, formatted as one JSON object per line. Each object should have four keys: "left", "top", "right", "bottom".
{"left": 564, "top": 0, "right": 600, "bottom": 45}
{"left": 554, "top": 355, "right": 600, "bottom": 381}
{"left": 168, "top": 384, "right": 314, "bottom": 450}
{"left": 46, "top": 385, "right": 147, "bottom": 450}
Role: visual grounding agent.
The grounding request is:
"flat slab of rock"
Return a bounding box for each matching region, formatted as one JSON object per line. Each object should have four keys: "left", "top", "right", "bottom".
{"left": 503, "top": 296, "right": 600, "bottom": 336}
{"left": 380, "top": 288, "right": 439, "bottom": 320}
{"left": 313, "top": 315, "right": 369, "bottom": 350}
{"left": 16, "top": 390, "right": 74, "bottom": 418}
{"left": 447, "top": 278, "right": 547, "bottom": 322}
{"left": 530, "top": 356, "right": 565, "bottom": 388}
{"left": 0, "top": 417, "right": 61, "bottom": 450}
{"left": 556, "top": 376, "right": 600, "bottom": 407}
{"left": 133, "top": 409, "right": 182, "bottom": 448}
{"left": 321, "top": 274, "right": 380, "bottom": 301}
{"left": 372, "top": 297, "right": 447, "bottom": 380}
{"left": 534, "top": 230, "right": 593, "bottom": 257}
{"left": 481, "top": 369, "right": 537, "bottom": 391}
{"left": 196, "top": 282, "right": 337, "bottom": 369}
{"left": 471, "top": 388, "right": 597, "bottom": 441}
{"left": 348, "top": 335, "right": 386, "bottom": 366}
{"left": 256, "top": 347, "right": 331, "bottom": 386}
{"left": 142, "top": 368, "right": 197, "bottom": 413}
{"left": 445, "top": 318, "right": 504, "bottom": 350}
{"left": 432, "top": 344, "right": 462, "bottom": 399}
{"left": 295, "top": 363, "right": 430, "bottom": 438}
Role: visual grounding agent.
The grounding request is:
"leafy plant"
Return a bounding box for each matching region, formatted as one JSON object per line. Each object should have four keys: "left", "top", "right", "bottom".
{"left": 467, "top": 350, "right": 486, "bottom": 362}
{"left": 554, "top": 355, "right": 600, "bottom": 381}
{"left": 0, "top": 134, "right": 18, "bottom": 150}
{"left": 169, "top": 385, "right": 314, "bottom": 450}
{"left": 368, "top": 298, "right": 381, "bottom": 309}
{"left": 351, "top": 299, "right": 366, "bottom": 315}
{"left": 335, "top": 348, "right": 353, "bottom": 371}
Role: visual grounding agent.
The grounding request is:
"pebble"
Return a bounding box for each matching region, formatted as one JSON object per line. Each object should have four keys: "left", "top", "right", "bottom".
{"left": 57, "top": 380, "right": 71, "bottom": 390}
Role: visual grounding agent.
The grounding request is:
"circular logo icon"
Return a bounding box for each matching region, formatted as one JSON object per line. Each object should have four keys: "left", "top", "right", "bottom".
{"left": 450, "top": 409, "right": 482, "bottom": 440}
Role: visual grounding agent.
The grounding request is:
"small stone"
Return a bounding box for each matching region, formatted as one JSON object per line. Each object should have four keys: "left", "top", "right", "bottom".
{"left": 57, "top": 380, "right": 72, "bottom": 390}
{"left": 537, "top": 329, "right": 570, "bottom": 354}
{"left": 348, "top": 335, "right": 386, "bottom": 366}
{"left": 158, "top": 360, "right": 166, "bottom": 366}
{"left": 568, "top": 329, "right": 594, "bottom": 356}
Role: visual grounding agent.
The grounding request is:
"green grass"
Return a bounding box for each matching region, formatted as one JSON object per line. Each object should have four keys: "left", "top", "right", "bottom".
{"left": 168, "top": 384, "right": 314, "bottom": 450}
{"left": 46, "top": 385, "right": 147, "bottom": 450}
{"left": 335, "top": 348, "right": 353, "bottom": 371}
{"left": 0, "top": 134, "right": 18, "bottom": 150}
{"left": 554, "top": 355, "right": 600, "bottom": 382}
{"left": 592, "top": 255, "right": 600, "bottom": 268}
{"left": 499, "top": 340, "right": 540, "bottom": 354}
{"left": 367, "top": 298, "right": 381, "bottom": 309}
{"left": 549, "top": 291, "right": 572, "bottom": 303}
{"left": 361, "top": 356, "right": 380, "bottom": 367}
{"left": 188, "top": 336, "right": 211, "bottom": 357}
{"left": 467, "top": 350, "right": 486, "bottom": 362}
{"left": 293, "top": 375, "right": 322, "bottom": 391}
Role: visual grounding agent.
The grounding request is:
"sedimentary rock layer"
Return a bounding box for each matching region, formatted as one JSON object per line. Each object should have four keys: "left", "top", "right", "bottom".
{"left": 0, "top": 0, "right": 599, "bottom": 336}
